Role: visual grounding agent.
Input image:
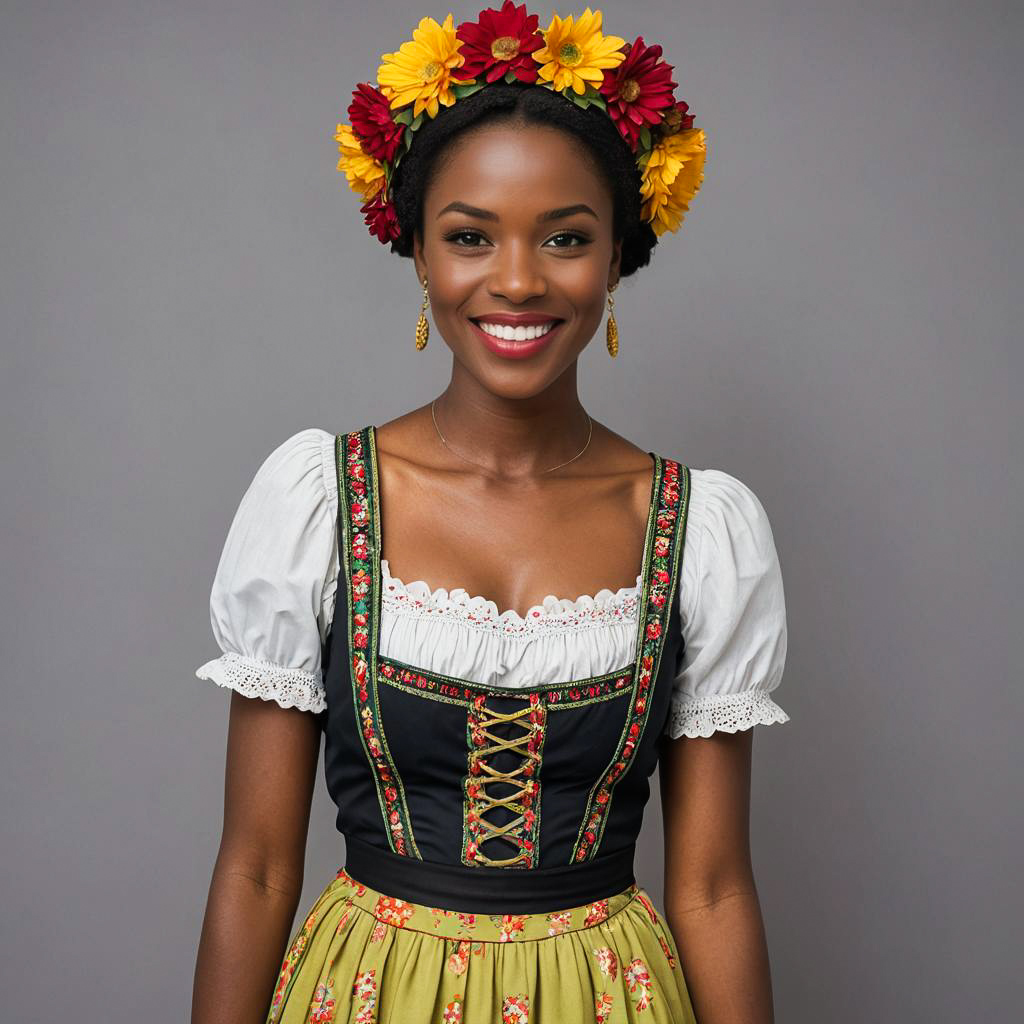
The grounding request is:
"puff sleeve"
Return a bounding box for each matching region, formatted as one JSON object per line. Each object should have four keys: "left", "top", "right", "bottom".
{"left": 194, "top": 428, "right": 339, "bottom": 713}
{"left": 665, "top": 469, "right": 790, "bottom": 739}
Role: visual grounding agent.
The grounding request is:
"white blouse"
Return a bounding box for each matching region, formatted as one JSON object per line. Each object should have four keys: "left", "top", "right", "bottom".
{"left": 195, "top": 429, "right": 790, "bottom": 739}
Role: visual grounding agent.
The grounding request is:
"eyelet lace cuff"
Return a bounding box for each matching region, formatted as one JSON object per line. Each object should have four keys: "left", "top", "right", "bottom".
{"left": 195, "top": 651, "right": 326, "bottom": 713}
{"left": 666, "top": 689, "right": 790, "bottom": 738}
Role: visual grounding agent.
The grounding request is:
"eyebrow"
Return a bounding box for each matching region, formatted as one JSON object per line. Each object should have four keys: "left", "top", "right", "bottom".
{"left": 436, "top": 201, "right": 599, "bottom": 222}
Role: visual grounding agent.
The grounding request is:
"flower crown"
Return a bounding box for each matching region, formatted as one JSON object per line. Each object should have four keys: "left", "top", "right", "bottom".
{"left": 335, "top": 3, "right": 707, "bottom": 245}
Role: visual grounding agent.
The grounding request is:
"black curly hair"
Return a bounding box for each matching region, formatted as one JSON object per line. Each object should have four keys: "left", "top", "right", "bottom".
{"left": 387, "top": 82, "right": 659, "bottom": 277}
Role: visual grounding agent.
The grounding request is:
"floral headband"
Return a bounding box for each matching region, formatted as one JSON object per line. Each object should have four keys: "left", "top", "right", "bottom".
{"left": 335, "top": 3, "right": 707, "bottom": 245}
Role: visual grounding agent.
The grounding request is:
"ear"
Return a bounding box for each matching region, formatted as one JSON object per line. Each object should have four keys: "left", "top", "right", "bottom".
{"left": 609, "top": 236, "right": 623, "bottom": 290}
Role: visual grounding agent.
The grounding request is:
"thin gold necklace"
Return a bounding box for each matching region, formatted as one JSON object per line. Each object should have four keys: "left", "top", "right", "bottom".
{"left": 430, "top": 398, "right": 593, "bottom": 476}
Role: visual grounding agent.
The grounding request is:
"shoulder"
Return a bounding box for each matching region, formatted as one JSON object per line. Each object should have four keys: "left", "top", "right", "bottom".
{"left": 238, "top": 427, "right": 339, "bottom": 509}
{"left": 686, "top": 467, "right": 777, "bottom": 552}
{"left": 675, "top": 465, "right": 784, "bottom": 625}
{"left": 254, "top": 426, "right": 337, "bottom": 482}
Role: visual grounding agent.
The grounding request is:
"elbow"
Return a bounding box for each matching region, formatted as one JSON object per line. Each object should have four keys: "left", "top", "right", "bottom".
{"left": 213, "top": 839, "right": 306, "bottom": 905}
{"left": 664, "top": 862, "right": 759, "bottom": 919}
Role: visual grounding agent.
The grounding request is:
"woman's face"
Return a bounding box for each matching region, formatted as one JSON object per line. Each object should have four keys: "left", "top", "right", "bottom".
{"left": 413, "top": 120, "right": 622, "bottom": 400}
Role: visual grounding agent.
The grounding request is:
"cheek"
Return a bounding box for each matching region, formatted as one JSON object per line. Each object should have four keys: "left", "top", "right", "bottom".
{"left": 423, "top": 255, "right": 482, "bottom": 311}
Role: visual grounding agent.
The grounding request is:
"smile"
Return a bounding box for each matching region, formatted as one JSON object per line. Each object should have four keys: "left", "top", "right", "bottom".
{"left": 475, "top": 320, "right": 559, "bottom": 341}
{"left": 467, "top": 317, "right": 565, "bottom": 360}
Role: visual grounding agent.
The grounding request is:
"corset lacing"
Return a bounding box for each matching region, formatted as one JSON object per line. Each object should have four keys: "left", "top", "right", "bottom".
{"left": 464, "top": 692, "right": 547, "bottom": 868}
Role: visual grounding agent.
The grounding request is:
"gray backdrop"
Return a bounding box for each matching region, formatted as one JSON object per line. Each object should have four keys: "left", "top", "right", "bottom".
{"left": 2, "top": 1, "right": 1019, "bottom": 1019}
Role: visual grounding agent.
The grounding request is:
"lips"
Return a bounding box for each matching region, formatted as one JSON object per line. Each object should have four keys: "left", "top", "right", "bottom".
{"left": 468, "top": 316, "right": 564, "bottom": 360}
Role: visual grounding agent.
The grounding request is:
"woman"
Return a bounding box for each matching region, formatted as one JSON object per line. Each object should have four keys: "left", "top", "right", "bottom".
{"left": 191, "top": 6, "right": 789, "bottom": 1022}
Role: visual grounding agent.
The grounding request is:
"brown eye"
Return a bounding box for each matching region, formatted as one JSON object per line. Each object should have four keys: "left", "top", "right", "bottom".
{"left": 443, "top": 230, "right": 487, "bottom": 247}
{"left": 545, "top": 232, "right": 589, "bottom": 248}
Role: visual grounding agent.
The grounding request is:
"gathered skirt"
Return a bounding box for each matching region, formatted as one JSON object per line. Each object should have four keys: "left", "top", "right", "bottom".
{"left": 266, "top": 866, "right": 697, "bottom": 1023}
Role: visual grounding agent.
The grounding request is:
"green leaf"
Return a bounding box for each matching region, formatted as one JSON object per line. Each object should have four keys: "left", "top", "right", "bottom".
{"left": 452, "top": 81, "right": 486, "bottom": 99}
{"left": 638, "top": 125, "right": 652, "bottom": 150}
{"left": 503, "top": 70, "right": 518, "bottom": 84}
{"left": 566, "top": 85, "right": 607, "bottom": 112}
{"left": 409, "top": 112, "right": 425, "bottom": 131}
{"left": 393, "top": 108, "right": 414, "bottom": 126}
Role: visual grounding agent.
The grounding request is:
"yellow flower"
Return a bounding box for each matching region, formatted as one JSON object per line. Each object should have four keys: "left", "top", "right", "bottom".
{"left": 335, "top": 123, "right": 386, "bottom": 199}
{"left": 534, "top": 7, "right": 626, "bottom": 96}
{"left": 639, "top": 128, "right": 707, "bottom": 235}
{"left": 377, "top": 13, "right": 471, "bottom": 120}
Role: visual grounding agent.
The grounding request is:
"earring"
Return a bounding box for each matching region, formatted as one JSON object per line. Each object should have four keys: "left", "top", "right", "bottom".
{"left": 415, "top": 276, "right": 430, "bottom": 350}
{"left": 606, "top": 282, "right": 619, "bottom": 358}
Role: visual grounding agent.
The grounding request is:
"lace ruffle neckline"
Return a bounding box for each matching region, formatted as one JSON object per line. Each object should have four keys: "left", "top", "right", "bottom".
{"left": 380, "top": 557, "right": 642, "bottom": 636}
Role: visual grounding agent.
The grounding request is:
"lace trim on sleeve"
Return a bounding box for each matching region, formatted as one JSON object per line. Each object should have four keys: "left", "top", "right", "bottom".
{"left": 195, "top": 651, "right": 326, "bottom": 713}
{"left": 666, "top": 689, "right": 790, "bottom": 739}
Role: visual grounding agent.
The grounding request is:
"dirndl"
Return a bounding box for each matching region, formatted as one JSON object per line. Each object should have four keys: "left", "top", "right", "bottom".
{"left": 267, "top": 867, "right": 697, "bottom": 1023}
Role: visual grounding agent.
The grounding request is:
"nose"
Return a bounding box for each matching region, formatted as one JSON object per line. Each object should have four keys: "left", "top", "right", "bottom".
{"left": 486, "top": 238, "right": 548, "bottom": 305}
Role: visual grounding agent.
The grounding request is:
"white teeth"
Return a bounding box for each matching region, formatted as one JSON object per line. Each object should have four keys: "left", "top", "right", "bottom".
{"left": 476, "top": 320, "right": 557, "bottom": 341}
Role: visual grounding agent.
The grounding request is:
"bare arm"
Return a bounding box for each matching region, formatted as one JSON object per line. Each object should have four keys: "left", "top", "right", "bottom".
{"left": 659, "top": 729, "right": 775, "bottom": 1024}
{"left": 191, "top": 690, "right": 323, "bottom": 1024}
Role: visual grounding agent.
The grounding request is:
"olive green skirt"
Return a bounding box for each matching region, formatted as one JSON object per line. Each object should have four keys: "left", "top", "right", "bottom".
{"left": 266, "top": 866, "right": 696, "bottom": 1023}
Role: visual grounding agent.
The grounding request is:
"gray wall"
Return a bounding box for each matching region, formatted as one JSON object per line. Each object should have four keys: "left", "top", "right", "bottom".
{"left": 2, "top": 1, "right": 1019, "bottom": 1019}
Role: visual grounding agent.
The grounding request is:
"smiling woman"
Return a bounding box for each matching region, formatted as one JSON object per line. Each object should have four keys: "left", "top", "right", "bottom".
{"left": 191, "top": 7, "right": 789, "bottom": 1024}
{"left": 413, "top": 120, "right": 623, "bottom": 385}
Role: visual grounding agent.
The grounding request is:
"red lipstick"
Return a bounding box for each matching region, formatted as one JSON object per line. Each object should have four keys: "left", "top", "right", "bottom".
{"left": 468, "top": 314, "right": 564, "bottom": 360}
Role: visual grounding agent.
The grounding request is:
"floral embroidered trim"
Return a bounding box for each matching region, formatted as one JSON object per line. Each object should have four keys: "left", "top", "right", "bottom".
{"left": 667, "top": 688, "right": 790, "bottom": 738}
{"left": 571, "top": 458, "right": 692, "bottom": 862}
{"left": 462, "top": 692, "right": 547, "bottom": 868}
{"left": 377, "top": 655, "right": 634, "bottom": 709}
{"left": 194, "top": 651, "right": 326, "bottom": 713}
{"left": 337, "top": 428, "right": 419, "bottom": 857}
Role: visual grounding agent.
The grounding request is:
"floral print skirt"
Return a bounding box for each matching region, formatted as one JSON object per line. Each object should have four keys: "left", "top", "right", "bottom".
{"left": 266, "top": 866, "right": 697, "bottom": 1023}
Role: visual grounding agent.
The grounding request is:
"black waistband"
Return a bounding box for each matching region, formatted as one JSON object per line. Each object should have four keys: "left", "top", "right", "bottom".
{"left": 343, "top": 836, "right": 636, "bottom": 914}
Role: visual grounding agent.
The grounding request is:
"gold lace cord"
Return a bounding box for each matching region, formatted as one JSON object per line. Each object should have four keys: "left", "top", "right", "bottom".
{"left": 467, "top": 698, "right": 545, "bottom": 867}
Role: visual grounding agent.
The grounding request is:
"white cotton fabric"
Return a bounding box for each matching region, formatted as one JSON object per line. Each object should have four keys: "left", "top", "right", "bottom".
{"left": 195, "top": 428, "right": 790, "bottom": 737}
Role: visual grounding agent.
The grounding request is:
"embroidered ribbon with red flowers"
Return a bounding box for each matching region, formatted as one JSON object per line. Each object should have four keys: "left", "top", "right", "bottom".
{"left": 337, "top": 428, "right": 421, "bottom": 858}
{"left": 571, "top": 456, "right": 690, "bottom": 862}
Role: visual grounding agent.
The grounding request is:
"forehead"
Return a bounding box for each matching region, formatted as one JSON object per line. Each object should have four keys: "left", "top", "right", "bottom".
{"left": 425, "top": 122, "right": 611, "bottom": 216}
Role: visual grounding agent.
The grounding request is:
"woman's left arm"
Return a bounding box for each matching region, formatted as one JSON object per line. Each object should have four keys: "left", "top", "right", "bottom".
{"left": 659, "top": 728, "right": 775, "bottom": 1024}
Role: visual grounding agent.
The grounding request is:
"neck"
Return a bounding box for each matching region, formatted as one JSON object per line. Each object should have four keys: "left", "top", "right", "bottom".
{"left": 432, "top": 364, "right": 592, "bottom": 479}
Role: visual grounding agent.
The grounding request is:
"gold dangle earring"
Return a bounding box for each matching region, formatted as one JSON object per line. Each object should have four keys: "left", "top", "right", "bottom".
{"left": 415, "top": 276, "right": 430, "bottom": 350}
{"left": 606, "top": 282, "right": 619, "bottom": 358}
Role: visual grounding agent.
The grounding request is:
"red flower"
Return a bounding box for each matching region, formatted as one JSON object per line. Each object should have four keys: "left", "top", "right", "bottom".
{"left": 453, "top": 2, "right": 544, "bottom": 84}
{"left": 600, "top": 36, "right": 678, "bottom": 151}
{"left": 360, "top": 188, "right": 401, "bottom": 244}
{"left": 348, "top": 82, "right": 406, "bottom": 163}
{"left": 658, "top": 97, "right": 695, "bottom": 137}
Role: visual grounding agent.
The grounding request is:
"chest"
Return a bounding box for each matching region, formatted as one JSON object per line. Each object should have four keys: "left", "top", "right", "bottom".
{"left": 375, "top": 454, "right": 656, "bottom": 620}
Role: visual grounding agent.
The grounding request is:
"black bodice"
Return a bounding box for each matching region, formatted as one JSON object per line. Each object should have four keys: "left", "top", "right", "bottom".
{"left": 319, "top": 426, "right": 692, "bottom": 912}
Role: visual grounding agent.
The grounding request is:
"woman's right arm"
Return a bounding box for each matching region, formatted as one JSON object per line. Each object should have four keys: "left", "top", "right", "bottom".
{"left": 191, "top": 691, "right": 322, "bottom": 1024}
